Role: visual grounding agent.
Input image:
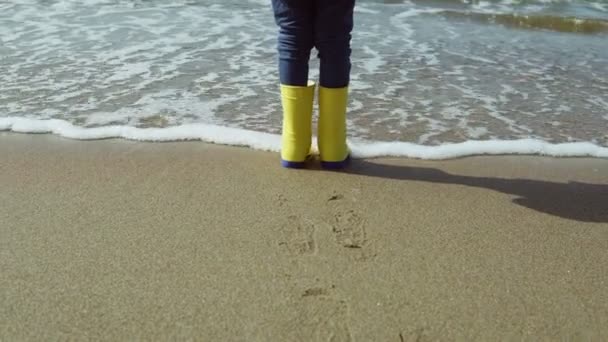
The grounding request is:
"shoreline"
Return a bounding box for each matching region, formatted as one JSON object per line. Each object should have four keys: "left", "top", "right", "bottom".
{"left": 2, "top": 118, "right": 608, "bottom": 159}
{"left": 1, "top": 133, "right": 607, "bottom": 340}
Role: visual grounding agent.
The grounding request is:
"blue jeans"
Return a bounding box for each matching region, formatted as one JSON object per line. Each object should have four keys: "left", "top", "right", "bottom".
{"left": 271, "top": 0, "right": 355, "bottom": 88}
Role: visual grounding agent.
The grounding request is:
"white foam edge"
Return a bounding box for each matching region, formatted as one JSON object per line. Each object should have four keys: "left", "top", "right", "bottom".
{"left": 1, "top": 117, "right": 607, "bottom": 159}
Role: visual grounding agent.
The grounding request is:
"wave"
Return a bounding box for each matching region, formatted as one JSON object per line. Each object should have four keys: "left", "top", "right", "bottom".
{"left": 440, "top": 10, "right": 608, "bottom": 33}
{"left": 413, "top": 0, "right": 608, "bottom": 7}
{"left": 2, "top": 117, "right": 607, "bottom": 159}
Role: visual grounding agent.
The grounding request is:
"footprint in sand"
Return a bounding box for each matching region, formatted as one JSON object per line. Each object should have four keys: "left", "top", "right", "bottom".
{"left": 332, "top": 210, "right": 367, "bottom": 249}
{"left": 295, "top": 288, "right": 353, "bottom": 342}
{"left": 314, "top": 298, "right": 352, "bottom": 342}
{"left": 278, "top": 215, "right": 317, "bottom": 256}
{"left": 277, "top": 194, "right": 288, "bottom": 207}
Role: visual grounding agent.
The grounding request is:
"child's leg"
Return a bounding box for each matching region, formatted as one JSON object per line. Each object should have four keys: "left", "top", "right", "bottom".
{"left": 314, "top": 0, "right": 355, "bottom": 88}
{"left": 271, "top": 0, "right": 316, "bottom": 168}
{"left": 314, "top": 0, "right": 355, "bottom": 168}
{"left": 271, "top": 0, "right": 314, "bottom": 86}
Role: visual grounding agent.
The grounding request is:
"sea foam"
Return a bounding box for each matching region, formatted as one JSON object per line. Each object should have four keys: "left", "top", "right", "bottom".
{"left": 2, "top": 117, "right": 607, "bottom": 160}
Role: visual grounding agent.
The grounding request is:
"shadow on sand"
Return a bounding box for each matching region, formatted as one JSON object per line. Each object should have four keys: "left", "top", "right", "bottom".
{"left": 342, "top": 160, "right": 608, "bottom": 223}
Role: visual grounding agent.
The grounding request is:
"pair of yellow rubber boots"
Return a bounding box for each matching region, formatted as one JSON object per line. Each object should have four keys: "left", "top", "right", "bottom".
{"left": 280, "top": 82, "right": 350, "bottom": 169}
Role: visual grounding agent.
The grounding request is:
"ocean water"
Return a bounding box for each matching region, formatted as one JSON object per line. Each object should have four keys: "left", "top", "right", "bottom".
{"left": 1, "top": 0, "right": 608, "bottom": 159}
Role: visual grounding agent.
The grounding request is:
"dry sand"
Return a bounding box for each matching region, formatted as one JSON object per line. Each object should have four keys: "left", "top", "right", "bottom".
{"left": 1, "top": 133, "right": 607, "bottom": 341}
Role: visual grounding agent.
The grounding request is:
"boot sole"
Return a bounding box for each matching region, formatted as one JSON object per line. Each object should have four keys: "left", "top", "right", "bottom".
{"left": 281, "top": 159, "right": 308, "bottom": 169}
{"left": 320, "top": 154, "right": 351, "bottom": 170}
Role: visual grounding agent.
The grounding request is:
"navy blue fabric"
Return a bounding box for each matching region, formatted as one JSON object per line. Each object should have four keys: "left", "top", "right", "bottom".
{"left": 271, "top": 0, "right": 355, "bottom": 88}
{"left": 280, "top": 159, "right": 307, "bottom": 169}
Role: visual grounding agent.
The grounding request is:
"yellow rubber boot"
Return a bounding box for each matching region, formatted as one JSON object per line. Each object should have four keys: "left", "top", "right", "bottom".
{"left": 318, "top": 86, "right": 350, "bottom": 169}
{"left": 280, "top": 82, "right": 315, "bottom": 168}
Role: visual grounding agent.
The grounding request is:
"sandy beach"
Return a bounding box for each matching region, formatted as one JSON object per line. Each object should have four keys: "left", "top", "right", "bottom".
{"left": 1, "top": 133, "right": 607, "bottom": 341}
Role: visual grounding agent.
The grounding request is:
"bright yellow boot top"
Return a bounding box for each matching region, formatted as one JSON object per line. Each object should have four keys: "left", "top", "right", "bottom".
{"left": 318, "top": 86, "right": 349, "bottom": 165}
{"left": 280, "top": 82, "right": 315, "bottom": 167}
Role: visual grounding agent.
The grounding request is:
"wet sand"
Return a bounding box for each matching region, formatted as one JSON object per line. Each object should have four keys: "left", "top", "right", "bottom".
{"left": 1, "top": 133, "right": 607, "bottom": 341}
